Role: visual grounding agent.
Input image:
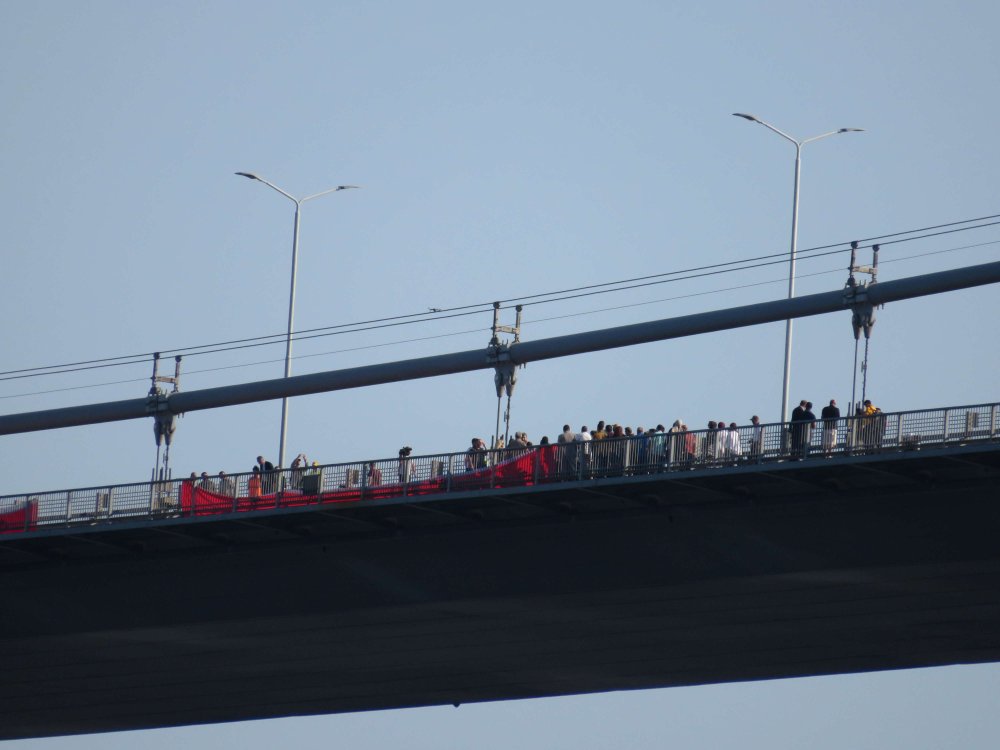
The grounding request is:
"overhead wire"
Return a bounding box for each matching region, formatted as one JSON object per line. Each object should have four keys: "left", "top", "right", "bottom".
{"left": 4, "top": 237, "right": 997, "bottom": 402}
{"left": 2, "top": 215, "right": 999, "bottom": 384}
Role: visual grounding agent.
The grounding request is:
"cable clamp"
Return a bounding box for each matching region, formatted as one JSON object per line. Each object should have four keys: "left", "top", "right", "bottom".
{"left": 844, "top": 286, "right": 876, "bottom": 340}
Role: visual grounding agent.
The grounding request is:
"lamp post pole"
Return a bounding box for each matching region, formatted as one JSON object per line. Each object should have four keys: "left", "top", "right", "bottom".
{"left": 235, "top": 173, "right": 358, "bottom": 468}
{"left": 732, "top": 114, "right": 863, "bottom": 425}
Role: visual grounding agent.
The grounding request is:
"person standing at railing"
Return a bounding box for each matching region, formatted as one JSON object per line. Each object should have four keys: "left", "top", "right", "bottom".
{"left": 634, "top": 426, "right": 648, "bottom": 469}
{"left": 464, "top": 438, "right": 487, "bottom": 472}
{"left": 575, "top": 426, "right": 592, "bottom": 476}
{"left": 861, "top": 400, "right": 885, "bottom": 450}
{"left": 183, "top": 473, "right": 198, "bottom": 503}
{"left": 704, "top": 421, "right": 718, "bottom": 462}
{"left": 666, "top": 421, "right": 682, "bottom": 467}
{"left": 218, "top": 471, "right": 236, "bottom": 497}
{"left": 590, "top": 421, "right": 607, "bottom": 474}
{"left": 803, "top": 402, "right": 817, "bottom": 458}
{"left": 848, "top": 404, "right": 864, "bottom": 453}
{"left": 255, "top": 455, "right": 276, "bottom": 494}
{"left": 289, "top": 454, "right": 310, "bottom": 489}
{"left": 536, "top": 436, "right": 556, "bottom": 481}
{"left": 615, "top": 424, "right": 630, "bottom": 475}
{"left": 821, "top": 400, "right": 841, "bottom": 456}
{"left": 199, "top": 472, "right": 216, "bottom": 491}
{"left": 649, "top": 424, "right": 665, "bottom": 468}
{"left": 682, "top": 424, "right": 696, "bottom": 465}
{"left": 748, "top": 415, "right": 764, "bottom": 461}
{"left": 248, "top": 466, "right": 263, "bottom": 498}
{"left": 558, "top": 425, "right": 577, "bottom": 476}
{"left": 727, "top": 423, "right": 742, "bottom": 464}
{"left": 715, "top": 419, "right": 730, "bottom": 462}
{"left": 398, "top": 446, "right": 414, "bottom": 483}
{"left": 790, "top": 401, "right": 809, "bottom": 459}
{"left": 366, "top": 461, "right": 382, "bottom": 486}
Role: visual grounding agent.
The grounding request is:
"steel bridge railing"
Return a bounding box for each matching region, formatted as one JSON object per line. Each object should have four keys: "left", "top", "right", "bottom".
{"left": 1, "top": 401, "right": 997, "bottom": 536}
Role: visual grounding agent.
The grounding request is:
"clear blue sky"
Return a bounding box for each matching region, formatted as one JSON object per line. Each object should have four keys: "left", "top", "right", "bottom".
{"left": 3, "top": 1, "right": 999, "bottom": 747}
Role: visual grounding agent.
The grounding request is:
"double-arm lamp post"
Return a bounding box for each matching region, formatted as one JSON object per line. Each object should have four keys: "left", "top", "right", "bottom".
{"left": 732, "top": 114, "right": 863, "bottom": 425}
{"left": 235, "top": 172, "right": 358, "bottom": 469}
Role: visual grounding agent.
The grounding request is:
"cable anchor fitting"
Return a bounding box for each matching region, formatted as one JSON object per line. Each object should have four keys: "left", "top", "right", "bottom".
{"left": 844, "top": 243, "right": 881, "bottom": 339}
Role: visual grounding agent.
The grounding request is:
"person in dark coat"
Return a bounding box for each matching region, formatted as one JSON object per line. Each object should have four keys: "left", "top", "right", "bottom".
{"left": 255, "top": 455, "right": 276, "bottom": 493}
{"left": 802, "top": 402, "right": 817, "bottom": 458}
{"left": 789, "top": 400, "right": 808, "bottom": 458}
{"left": 821, "top": 399, "right": 841, "bottom": 455}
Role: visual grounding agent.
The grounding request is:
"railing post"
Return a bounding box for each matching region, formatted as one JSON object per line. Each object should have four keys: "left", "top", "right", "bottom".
{"left": 64, "top": 491, "right": 71, "bottom": 524}
{"left": 533, "top": 448, "right": 540, "bottom": 484}
{"left": 992, "top": 404, "right": 998, "bottom": 440}
{"left": 895, "top": 413, "right": 903, "bottom": 450}
{"left": 943, "top": 409, "right": 950, "bottom": 445}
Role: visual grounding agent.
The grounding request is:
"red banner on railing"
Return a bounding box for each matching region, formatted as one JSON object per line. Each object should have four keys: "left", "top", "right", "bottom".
{"left": 177, "top": 447, "right": 558, "bottom": 518}
{"left": 0, "top": 500, "right": 37, "bottom": 534}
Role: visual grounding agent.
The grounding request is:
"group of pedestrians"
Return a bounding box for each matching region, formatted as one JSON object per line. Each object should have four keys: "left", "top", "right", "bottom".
{"left": 188, "top": 398, "right": 885, "bottom": 496}
{"left": 552, "top": 420, "right": 746, "bottom": 474}
{"left": 188, "top": 470, "right": 236, "bottom": 496}
{"left": 790, "top": 400, "right": 828, "bottom": 458}
{"left": 190, "top": 454, "right": 317, "bottom": 498}
{"left": 790, "top": 398, "right": 883, "bottom": 457}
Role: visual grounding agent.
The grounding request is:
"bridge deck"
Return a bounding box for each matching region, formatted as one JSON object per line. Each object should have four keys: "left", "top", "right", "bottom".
{"left": 2, "top": 443, "right": 1000, "bottom": 739}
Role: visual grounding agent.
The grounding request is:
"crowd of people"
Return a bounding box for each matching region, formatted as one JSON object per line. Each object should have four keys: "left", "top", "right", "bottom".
{"left": 186, "top": 399, "right": 886, "bottom": 493}
{"left": 473, "top": 398, "right": 886, "bottom": 472}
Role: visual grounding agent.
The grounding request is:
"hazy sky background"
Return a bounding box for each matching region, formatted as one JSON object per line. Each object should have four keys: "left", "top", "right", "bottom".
{"left": 3, "top": 1, "right": 999, "bottom": 747}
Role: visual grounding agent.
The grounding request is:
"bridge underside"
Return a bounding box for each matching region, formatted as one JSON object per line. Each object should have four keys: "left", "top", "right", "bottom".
{"left": 2, "top": 443, "right": 1000, "bottom": 739}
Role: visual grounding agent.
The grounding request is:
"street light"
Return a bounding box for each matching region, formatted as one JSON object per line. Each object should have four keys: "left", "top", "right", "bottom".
{"left": 732, "top": 114, "right": 863, "bottom": 425}
{"left": 235, "top": 172, "right": 359, "bottom": 469}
